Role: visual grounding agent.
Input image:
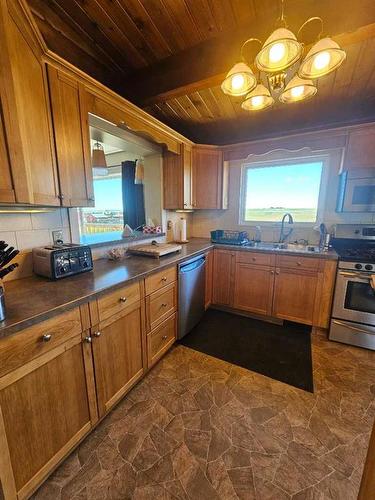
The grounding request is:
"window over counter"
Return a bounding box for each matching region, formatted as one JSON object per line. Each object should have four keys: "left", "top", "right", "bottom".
{"left": 240, "top": 158, "right": 325, "bottom": 224}
{"left": 70, "top": 115, "right": 162, "bottom": 246}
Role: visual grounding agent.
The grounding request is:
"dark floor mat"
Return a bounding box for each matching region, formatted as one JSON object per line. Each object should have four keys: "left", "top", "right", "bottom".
{"left": 179, "top": 309, "right": 314, "bottom": 392}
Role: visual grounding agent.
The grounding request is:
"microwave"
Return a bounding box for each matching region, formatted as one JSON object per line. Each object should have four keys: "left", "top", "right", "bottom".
{"left": 336, "top": 168, "right": 375, "bottom": 212}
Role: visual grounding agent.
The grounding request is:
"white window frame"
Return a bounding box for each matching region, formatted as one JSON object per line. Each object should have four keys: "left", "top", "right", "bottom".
{"left": 239, "top": 152, "right": 330, "bottom": 227}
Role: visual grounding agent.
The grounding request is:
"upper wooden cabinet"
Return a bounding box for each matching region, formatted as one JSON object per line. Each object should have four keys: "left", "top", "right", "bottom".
{"left": 192, "top": 145, "right": 227, "bottom": 209}
{"left": 0, "top": 101, "right": 15, "bottom": 203}
{"left": 343, "top": 126, "right": 375, "bottom": 170}
{"left": 163, "top": 144, "right": 192, "bottom": 209}
{"left": 0, "top": 0, "right": 60, "bottom": 205}
{"left": 47, "top": 66, "right": 94, "bottom": 207}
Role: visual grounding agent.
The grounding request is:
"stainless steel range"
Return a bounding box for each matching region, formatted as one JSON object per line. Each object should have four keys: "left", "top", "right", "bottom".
{"left": 329, "top": 224, "right": 375, "bottom": 350}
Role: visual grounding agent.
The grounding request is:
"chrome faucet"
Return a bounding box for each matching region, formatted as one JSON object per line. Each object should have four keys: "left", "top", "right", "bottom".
{"left": 279, "top": 213, "right": 294, "bottom": 243}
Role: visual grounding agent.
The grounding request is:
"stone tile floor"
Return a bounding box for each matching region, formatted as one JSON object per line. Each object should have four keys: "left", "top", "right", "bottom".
{"left": 33, "top": 332, "right": 375, "bottom": 499}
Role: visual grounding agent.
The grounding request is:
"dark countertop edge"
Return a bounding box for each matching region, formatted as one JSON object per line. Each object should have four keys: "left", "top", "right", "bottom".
{"left": 83, "top": 231, "right": 166, "bottom": 248}
{"left": 0, "top": 239, "right": 337, "bottom": 339}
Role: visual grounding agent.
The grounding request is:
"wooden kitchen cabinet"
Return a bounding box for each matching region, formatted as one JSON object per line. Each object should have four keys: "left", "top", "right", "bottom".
{"left": 47, "top": 65, "right": 94, "bottom": 207}
{"left": 0, "top": 335, "right": 93, "bottom": 499}
{"left": 343, "top": 125, "right": 375, "bottom": 170}
{"left": 272, "top": 268, "right": 319, "bottom": 325}
{"left": 0, "top": 102, "right": 15, "bottom": 203}
{"left": 163, "top": 143, "right": 192, "bottom": 209}
{"left": 205, "top": 250, "right": 213, "bottom": 309}
{"left": 91, "top": 302, "right": 144, "bottom": 417}
{"left": 192, "top": 145, "right": 227, "bottom": 209}
{"left": 0, "top": 0, "right": 60, "bottom": 206}
{"left": 212, "top": 249, "right": 235, "bottom": 306}
{"left": 233, "top": 263, "right": 274, "bottom": 316}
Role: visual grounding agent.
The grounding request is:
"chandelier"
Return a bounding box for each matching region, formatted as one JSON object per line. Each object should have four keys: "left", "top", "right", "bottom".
{"left": 221, "top": 0, "right": 346, "bottom": 111}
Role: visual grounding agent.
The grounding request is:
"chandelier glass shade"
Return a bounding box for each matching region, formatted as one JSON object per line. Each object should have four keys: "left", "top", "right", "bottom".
{"left": 242, "top": 84, "right": 274, "bottom": 111}
{"left": 221, "top": 62, "right": 257, "bottom": 97}
{"left": 298, "top": 37, "right": 346, "bottom": 79}
{"left": 255, "top": 28, "right": 302, "bottom": 73}
{"left": 221, "top": 2, "right": 346, "bottom": 112}
{"left": 279, "top": 75, "right": 317, "bottom": 103}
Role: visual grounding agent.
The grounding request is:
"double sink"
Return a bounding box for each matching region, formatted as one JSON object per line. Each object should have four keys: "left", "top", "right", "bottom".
{"left": 244, "top": 241, "right": 321, "bottom": 253}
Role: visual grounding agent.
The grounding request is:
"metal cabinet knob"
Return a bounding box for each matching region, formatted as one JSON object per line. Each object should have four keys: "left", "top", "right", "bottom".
{"left": 252, "top": 257, "right": 256, "bottom": 261}
{"left": 297, "top": 262, "right": 302, "bottom": 266}
{"left": 161, "top": 277, "right": 167, "bottom": 282}
{"left": 93, "top": 331, "right": 101, "bottom": 338}
{"left": 276, "top": 270, "right": 280, "bottom": 275}
{"left": 119, "top": 296, "right": 127, "bottom": 303}
{"left": 162, "top": 335, "right": 168, "bottom": 340}
{"left": 270, "top": 270, "right": 274, "bottom": 275}
{"left": 42, "top": 334, "right": 52, "bottom": 342}
{"left": 88, "top": 197, "right": 95, "bottom": 202}
{"left": 161, "top": 303, "right": 167, "bottom": 307}
{"left": 84, "top": 336, "right": 92, "bottom": 343}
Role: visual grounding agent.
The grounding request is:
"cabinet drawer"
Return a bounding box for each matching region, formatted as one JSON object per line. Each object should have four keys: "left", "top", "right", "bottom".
{"left": 236, "top": 251, "right": 275, "bottom": 266}
{"left": 147, "top": 282, "right": 177, "bottom": 332}
{"left": 276, "top": 255, "right": 320, "bottom": 271}
{"left": 145, "top": 266, "right": 177, "bottom": 295}
{"left": 148, "top": 314, "right": 176, "bottom": 368}
{"left": 0, "top": 307, "right": 82, "bottom": 378}
{"left": 97, "top": 282, "right": 140, "bottom": 322}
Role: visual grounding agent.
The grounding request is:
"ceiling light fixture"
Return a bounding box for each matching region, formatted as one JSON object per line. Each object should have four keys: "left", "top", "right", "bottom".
{"left": 92, "top": 141, "right": 107, "bottom": 168}
{"left": 222, "top": 0, "right": 346, "bottom": 111}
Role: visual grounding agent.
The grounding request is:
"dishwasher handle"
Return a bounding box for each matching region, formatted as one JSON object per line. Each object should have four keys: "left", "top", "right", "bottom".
{"left": 179, "top": 256, "right": 205, "bottom": 273}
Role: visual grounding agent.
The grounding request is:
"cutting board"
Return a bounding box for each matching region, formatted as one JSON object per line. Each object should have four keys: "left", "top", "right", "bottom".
{"left": 128, "top": 243, "right": 182, "bottom": 258}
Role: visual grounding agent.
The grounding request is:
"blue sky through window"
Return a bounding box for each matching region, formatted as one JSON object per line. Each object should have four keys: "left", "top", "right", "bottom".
{"left": 244, "top": 161, "right": 323, "bottom": 222}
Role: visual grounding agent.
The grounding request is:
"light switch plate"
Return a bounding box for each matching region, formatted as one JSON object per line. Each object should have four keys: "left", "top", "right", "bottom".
{"left": 52, "top": 230, "right": 63, "bottom": 244}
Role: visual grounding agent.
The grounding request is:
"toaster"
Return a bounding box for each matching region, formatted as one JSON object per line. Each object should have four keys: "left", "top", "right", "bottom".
{"left": 32, "top": 243, "right": 93, "bottom": 279}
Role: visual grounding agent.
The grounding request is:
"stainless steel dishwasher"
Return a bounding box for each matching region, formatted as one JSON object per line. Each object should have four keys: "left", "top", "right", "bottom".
{"left": 178, "top": 254, "right": 206, "bottom": 339}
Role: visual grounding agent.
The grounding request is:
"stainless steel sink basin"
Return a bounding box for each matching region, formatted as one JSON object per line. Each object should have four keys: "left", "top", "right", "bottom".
{"left": 245, "top": 242, "right": 320, "bottom": 253}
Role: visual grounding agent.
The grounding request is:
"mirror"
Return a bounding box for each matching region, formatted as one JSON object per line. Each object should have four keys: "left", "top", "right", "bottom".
{"left": 76, "top": 115, "right": 163, "bottom": 245}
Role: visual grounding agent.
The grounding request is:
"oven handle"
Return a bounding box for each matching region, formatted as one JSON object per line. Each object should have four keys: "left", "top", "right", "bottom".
{"left": 339, "top": 271, "right": 372, "bottom": 280}
{"left": 332, "top": 319, "right": 375, "bottom": 336}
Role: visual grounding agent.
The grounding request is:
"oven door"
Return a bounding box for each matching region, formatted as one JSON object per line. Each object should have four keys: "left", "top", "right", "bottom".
{"left": 332, "top": 270, "right": 375, "bottom": 325}
{"left": 341, "top": 178, "right": 375, "bottom": 212}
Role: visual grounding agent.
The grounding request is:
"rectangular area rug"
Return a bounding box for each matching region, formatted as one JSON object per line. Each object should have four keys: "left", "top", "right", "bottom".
{"left": 179, "top": 309, "right": 314, "bottom": 392}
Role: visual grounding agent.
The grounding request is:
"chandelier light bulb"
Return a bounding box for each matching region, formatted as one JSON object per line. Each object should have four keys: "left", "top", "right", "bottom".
{"left": 251, "top": 95, "right": 265, "bottom": 107}
{"left": 231, "top": 73, "right": 246, "bottom": 91}
{"left": 290, "top": 85, "right": 304, "bottom": 98}
{"left": 313, "top": 51, "right": 331, "bottom": 71}
{"left": 269, "top": 42, "right": 286, "bottom": 63}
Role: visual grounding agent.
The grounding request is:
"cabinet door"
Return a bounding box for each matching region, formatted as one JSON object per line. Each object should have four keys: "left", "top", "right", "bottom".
{"left": 212, "top": 249, "right": 234, "bottom": 306}
{"left": 233, "top": 263, "right": 274, "bottom": 316}
{"left": 1, "top": 1, "right": 60, "bottom": 205}
{"left": 47, "top": 66, "right": 94, "bottom": 207}
{"left": 192, "top": 146, "right": 223, "bottom": 209}
{"left": 0, "top": 336, "right": 92, "bottom": 499}
{"left": 0, "top": 101, "right": 15, "bottom": 203}
{"left": 344, "top": 126, "right": 375, "bottom": 169}
{"left": 272, "top": 268, "right": 318, "bottom": 325}
{"left": 92, "top": 303, "right": 144, "bottom": 417}
{"left": 163, "top": 150, "right": 184, "bottom": 209}
{"left": 205, "top": 250, "right": 213, "bottom": 309}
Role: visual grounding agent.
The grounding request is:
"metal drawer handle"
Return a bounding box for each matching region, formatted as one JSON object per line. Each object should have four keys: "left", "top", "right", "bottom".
{"left": 161, "top": 277, "right": 167, "bottom": 282}
{"left": 93, "top": 331, "right": 101, "bottom": 338}
{"left": 84, "top": 336, "right": 92, "bottom": 343}
{"left": 119, "top": 296, "right": 127, "bottom": 303}
{"left": 162, "top": 335, "right": 168, "bottom": 340}
{"left": 42, "top": 334, "right": 52, "bottom": 342}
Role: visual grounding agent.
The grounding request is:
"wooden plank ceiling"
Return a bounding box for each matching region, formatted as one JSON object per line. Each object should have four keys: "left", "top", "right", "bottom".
{"left": 28, "top": 0, "right": 375, "bottom": 144}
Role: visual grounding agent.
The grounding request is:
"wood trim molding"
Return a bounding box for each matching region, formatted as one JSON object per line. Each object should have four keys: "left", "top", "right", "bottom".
{"left": 0, "top": 405, "right": 17, "bottom": 500}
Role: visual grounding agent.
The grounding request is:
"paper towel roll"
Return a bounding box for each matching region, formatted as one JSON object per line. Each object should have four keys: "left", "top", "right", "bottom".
{"left": 178, "top": 218, "right": 188, "bottom": 243}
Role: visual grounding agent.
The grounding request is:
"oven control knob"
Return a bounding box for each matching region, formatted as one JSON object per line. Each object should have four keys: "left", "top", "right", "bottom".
{"left": 365, "top": 264, "right": 373, "bottom": 271}
{"left": 354, "top": 263, "right": 362, "bottom": 270}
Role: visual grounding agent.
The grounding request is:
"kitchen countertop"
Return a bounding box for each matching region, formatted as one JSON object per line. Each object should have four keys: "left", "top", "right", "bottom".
{"left": 0, "top": 238, "right": 337, "bottom": 339}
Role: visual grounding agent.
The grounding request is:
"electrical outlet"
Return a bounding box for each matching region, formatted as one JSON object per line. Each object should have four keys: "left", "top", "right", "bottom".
{"left": 52, "top": 230, "right": 63, "bottom": 244}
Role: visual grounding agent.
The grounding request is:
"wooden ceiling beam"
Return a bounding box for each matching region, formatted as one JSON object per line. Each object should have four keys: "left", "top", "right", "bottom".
{"left": 124, "top": 11, "right": 375, "bottom": 106}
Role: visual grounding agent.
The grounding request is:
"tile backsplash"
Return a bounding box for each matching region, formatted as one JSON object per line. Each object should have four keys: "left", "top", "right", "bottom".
{"left": 0, "top": 209, "right": 71, "bottom": 251}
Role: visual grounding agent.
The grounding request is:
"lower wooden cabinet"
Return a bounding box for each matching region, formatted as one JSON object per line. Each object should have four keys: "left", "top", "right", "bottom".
{"left": 91, "top": 303, "right": 144, "bottom": 417}
{"left": 147, "top": 314, "right": 177, "bottom": 368}
{"left": 212, "top": 249, "right": 235, "bottom": 306}
{"left": 0, "top": 335, "right": 93, "bottom": 500}
{"left": 272, "top": 268, "right": 318, "bottom": 324}
{"left": 233, "top": 263, "right": 274, "bottom": 316}
{"left": 205, "top": 250, "right": 213, "bottom": 309}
